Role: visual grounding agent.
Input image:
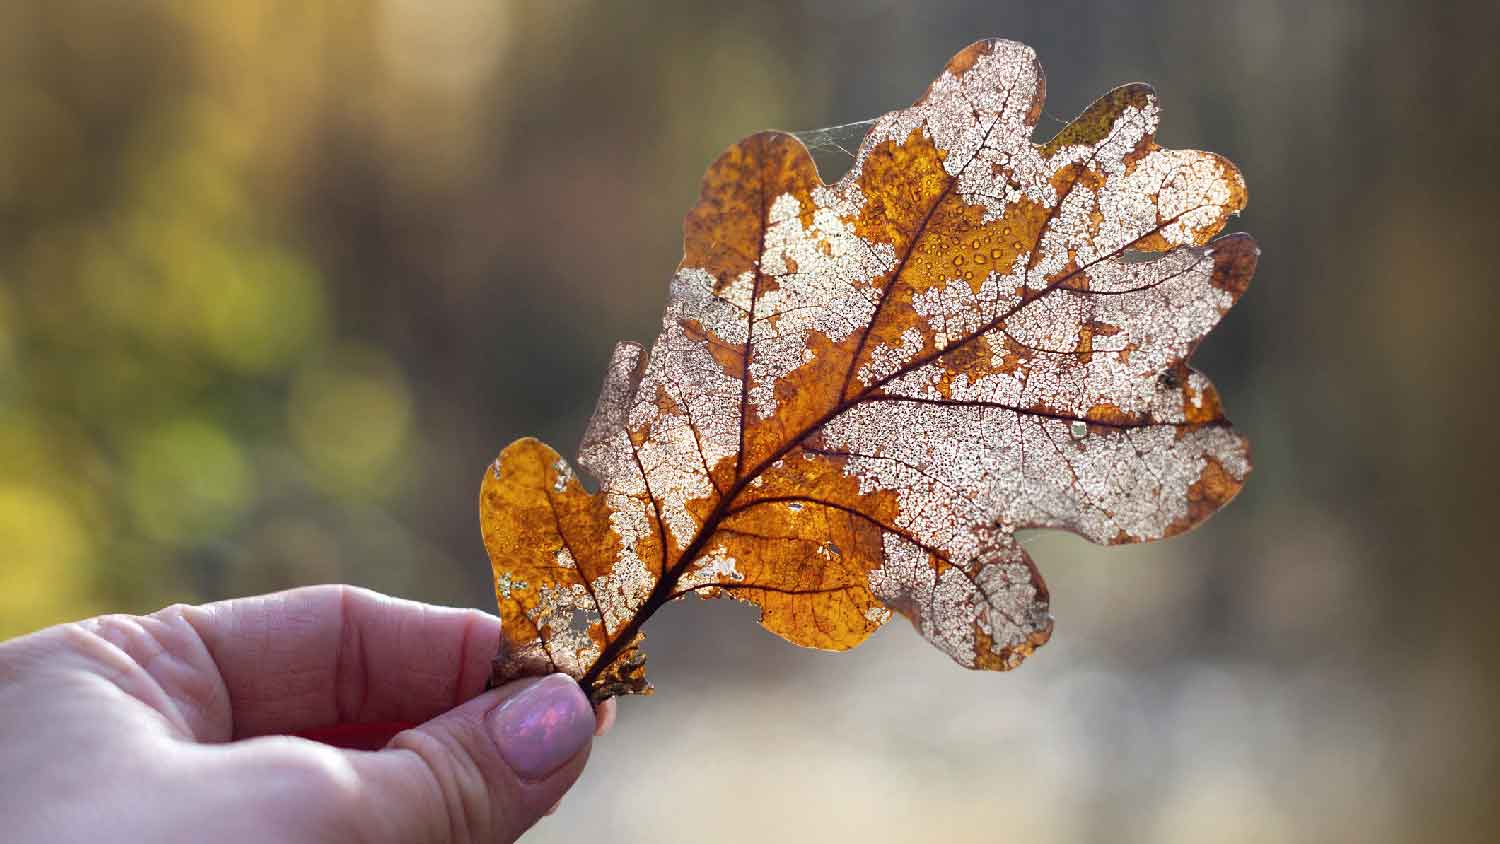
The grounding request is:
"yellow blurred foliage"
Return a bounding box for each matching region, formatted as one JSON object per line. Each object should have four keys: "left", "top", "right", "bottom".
{"left": 0, "top": 482, "right": 99, "bottom": 637}
{"left": 0, "top": 0, "right": 407, "bottom": 622}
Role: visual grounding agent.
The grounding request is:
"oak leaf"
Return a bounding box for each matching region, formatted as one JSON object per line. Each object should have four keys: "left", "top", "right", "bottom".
{"left": 481, "top": 38, "right": 1256, "bottom": 702}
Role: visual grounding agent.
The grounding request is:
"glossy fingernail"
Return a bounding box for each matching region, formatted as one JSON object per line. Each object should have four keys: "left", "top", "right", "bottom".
{"left": 486, "top": 674, "right": 593, "bottom": 781}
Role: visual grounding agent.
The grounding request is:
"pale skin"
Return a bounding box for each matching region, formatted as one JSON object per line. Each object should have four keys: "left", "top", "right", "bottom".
{"left": 0, "top": 585, "right": 616, "bottom": 843}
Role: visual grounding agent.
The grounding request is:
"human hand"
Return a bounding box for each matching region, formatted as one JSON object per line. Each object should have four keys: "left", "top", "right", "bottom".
{"left": 0, "top": 585, "right": 614, "bottom": 843}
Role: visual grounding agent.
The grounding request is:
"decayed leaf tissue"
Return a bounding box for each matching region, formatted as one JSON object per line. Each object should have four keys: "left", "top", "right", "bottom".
{"left": 481, "top": 38, "right": 1256, "bottom": 702}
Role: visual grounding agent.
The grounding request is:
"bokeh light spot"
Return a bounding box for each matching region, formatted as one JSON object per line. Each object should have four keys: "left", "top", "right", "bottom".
{"left": 125, "top": 417, "right": 254, "bottom": 542}
{"left": 289, "top": 345, "right": 413, "bottom": 500}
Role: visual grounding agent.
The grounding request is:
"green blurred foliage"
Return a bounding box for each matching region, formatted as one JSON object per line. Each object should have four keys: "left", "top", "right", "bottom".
{"left": 0, "top": 2, "right": 370, "bottom": 629}
{"left": 289, "top": 345, "right": 413, "bottom": 499}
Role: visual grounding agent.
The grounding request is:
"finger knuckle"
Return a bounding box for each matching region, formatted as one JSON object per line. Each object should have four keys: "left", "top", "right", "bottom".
{"left": 296, "top": 745, "right": 363, "bottom": 800}
{"left": 388, "top": 727, "right": 493, "bottom": 841}
{"left": 239, "top": 741, "right": 370, "bottom": 841}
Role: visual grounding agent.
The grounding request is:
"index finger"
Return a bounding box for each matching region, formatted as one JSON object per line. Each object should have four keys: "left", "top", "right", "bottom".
{"left": 180, "top": 585, "right": 500, "bottom": 739}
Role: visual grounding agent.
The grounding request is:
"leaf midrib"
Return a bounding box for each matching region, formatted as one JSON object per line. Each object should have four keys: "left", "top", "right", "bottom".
{"left": 576, "top": 199, "right": 1208, "bottom": 695}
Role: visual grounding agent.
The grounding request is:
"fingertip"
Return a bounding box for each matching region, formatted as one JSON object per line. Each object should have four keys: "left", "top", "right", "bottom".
{"left": 593, "top": 697, "right": 617, "bottom": 737}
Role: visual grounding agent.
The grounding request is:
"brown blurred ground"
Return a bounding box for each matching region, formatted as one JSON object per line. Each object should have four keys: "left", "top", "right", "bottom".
{"left": 1, "top": 1, "right": 1495, "bottom": 841}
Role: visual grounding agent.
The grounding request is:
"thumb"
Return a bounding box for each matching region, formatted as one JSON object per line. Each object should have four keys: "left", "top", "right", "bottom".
{"left": 348, "top": 673, "right": 596, "bottom": 842}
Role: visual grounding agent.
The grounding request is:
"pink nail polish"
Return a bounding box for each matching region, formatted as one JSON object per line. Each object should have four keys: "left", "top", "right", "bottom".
{"left": 486, "top": 674, "right": 593, "bottom": 781}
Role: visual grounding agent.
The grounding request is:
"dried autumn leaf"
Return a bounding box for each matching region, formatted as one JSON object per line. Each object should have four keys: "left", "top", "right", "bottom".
{"left": 481, "top": 38, "right": 1256, "bottom": 702}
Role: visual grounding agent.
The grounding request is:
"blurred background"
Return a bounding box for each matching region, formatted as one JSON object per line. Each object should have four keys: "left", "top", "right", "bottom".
{"left": 1, "top": 0, "right": 1495, "bottom": 841}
